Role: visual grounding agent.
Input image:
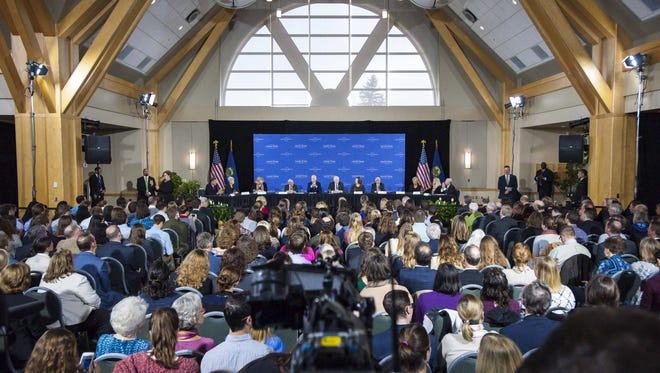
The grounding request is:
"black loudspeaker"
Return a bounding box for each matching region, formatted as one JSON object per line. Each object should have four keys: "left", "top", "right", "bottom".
{"left": 558, "top": 135, "right": 584, "bottom": 163}
{"left": 85, "top": 135, "right": 111, "bottom": 164}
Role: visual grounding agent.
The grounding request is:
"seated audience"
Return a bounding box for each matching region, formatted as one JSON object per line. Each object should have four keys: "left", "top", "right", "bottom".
{"left": 596, "top": 236, "right": 631, "bottom": 275}
{"left": 501, "top": 281, "right": 560, "bottom": 354}
{"left": 140, "top": 259, "right": 181, "bottom": 314}
{"left": 96, "top": 296, "right": 151, "bottom": 356}
{"left": 630, "top": 237, "right": 660, "bottom": 280}
{"left": 640, "top": 250, "right": 660, "bottom": 313}
{"left": 435, "top": 236, "right": 463, "bottom": 269}
{"left": 532, "top": 217, "right": 561, "bottom": 256}
{"left": 114, "top": 307, "right": 199, "bottom": 372}
{"left": 481, "top": 267, "right": 521, "bottom": 327}
{"left": 479, "top": 236, "right": 509, "bottom": 269}
{"left": 40, "top": 250, "right": 112, "bottom": 339}
{"left": 398, "top": 242, "right": 437, "bottom": 294}
{"left": 24, "top": 236, "right": 52, "bottom": 273}
{"left": 517, "top": 307, "right": 660, "bottom": 373}
{"left": 200, "top": 294, "right": 272, "bottom": 372}
{"left": 397, "top": 323, "right": 432, "bottom": 373}
{"left": 548, "top": 226, "right": 591, "bottom": 269}
{"left": 476, "top": 334, "right": 523, "bottom": 373}
{"left": 360, "top": 251, "right": 410, "bottom": 314}
{"left": 73, "top": 232, "right": 124, "bottom": 309}
{"left": 503, "top": 243, "right": 536, "bottom": 285}
{"left": 460, "top": 244, "right": 484, "bottom": 286}
{"left": 440, "top": 294, "right": 491, "bottom": 368}
{"left": 372, "top": 289, "right": 414, "bottom": 361}
{"left": 173, "top": 249, "right": 213, "bottom": 295}
{"left": 414, "top": 263, "right": 462, "bottom": 323}
{"left": 203, "top": 266, "right": 241, "bottom": 312}
{"left": 172, "top": 292, "right": 216, "bottom": 353}
{"left": 23, "top": 328, "right": 84, "bottom": 373}
{"left": 585, "top": 274, "right": 620, "bottom": 308}
{"left": 534, "top": 256, "right": 575, "bottom": 310}
{"left": 251, "top": 328, "right": 285, "bottom": 353}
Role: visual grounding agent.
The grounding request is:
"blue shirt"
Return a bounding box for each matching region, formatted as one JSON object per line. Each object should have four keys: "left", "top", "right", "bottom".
{"left": 596, "top": 255, "right": 630, "bottom": 276}
{"left": 96, "top": 334, "right": 151, "bottom": 356}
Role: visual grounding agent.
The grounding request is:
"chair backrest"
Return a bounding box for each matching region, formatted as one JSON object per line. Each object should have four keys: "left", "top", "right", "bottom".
{"left": 162, "top": 228, "right": 179, "bottom": 249}
{"left": 23, "top": 286, "right": 64, "bottom": 327}
{"left": 195, "top": 220, "right": 204, "bottom": 239}
{"left": 620, "top": 254, "right": 639, "bottom": 264}
{"left": 471, "top": 216, "right": 484, "bottom": 232}
{"left": 587, "top": 234, "right": 600, "bottom": 243}
{"left": 523, "top": 235, "right": 537, "bottom": 249}
{"left": 126, "top": 243, "right": 149, "bottom": 270}
{"left": 100, "top": 257, "right": 130, "bottom": 295}
{"left": 612, "top": 269, "right": 641, "bottom": 305}
{"left": 202, "top": 214, "right": 213, "bottom": 234}
{"left": 447, "top": 351, "right": 478, "bottom": 373}
{"left": 479, "top": 264, "right": 504, "bottom": 273}
{"left": 460, "top": 284, "right": 482, "bottom": 298}
{"left": 378, "top": 355, "right": 393, "bottom": 371}
{"left": 207, "top": 271, "right": 218, "bottom": 294}
{"left": 199, "top": 312, "right": 230, "bottom": 345}
{"left": 175, "top": 286, "right": 203, "bottom": 298}
{"left": 559, "top": 254, "right": 593, "bottom": 286}
{"left": 522, "top": 347, "right": 538, "bottom": 359}
{"left": 371, "top": 312, "right": 392, "bottom": 335}
{"left": 29, "top": 271, "right": 43, "bottom": 288}
{"left": 545, "top": 307, "right": 570, "bottom": 321}
{"left": 503, "top": 228, "right": 522, "bottom": 263}
{"left": 147, "top": 238, "right": 163, "bottom": 259}
{"left": 484, "top": 220, "right": 496, "bottom": 236}
{"left": 75, "top": 269, "right": 97, "bottom": 291}
{"left": 175, "top": 350, "right": 205, "bottom": 364}
{"left": 95, "top": 353, "right": 128, "bottom": 373}
{"left": 137, "top": 313, "right": 151, "bottom": 342}
{"left": 344, "top": 245, "right": 363, "bottom": 272}
{"left": 510, "top": 283, "right": 527, "bottom": 302}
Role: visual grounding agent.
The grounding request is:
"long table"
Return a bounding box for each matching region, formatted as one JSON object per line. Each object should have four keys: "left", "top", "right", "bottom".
{"left": 208, "top": 192, "right": 455, "bottom": 211}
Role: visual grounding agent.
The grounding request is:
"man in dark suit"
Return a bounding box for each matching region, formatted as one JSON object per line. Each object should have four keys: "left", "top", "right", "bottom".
{"left": 573, "top": 168, "right": 588, "bottom": 204}
{"left": 489, "top": 205, "right": 523, "bottom": 249}
{"left": 498, "top": 165, "right": 519, "bottom": 202}
{"left": 460, "top": 244, "right": 484, "bottom": 286}
{"left": 73, "top": 232, "right": 124, "bottom": 309}
{"left": 307, "top": 174, "right": 322, "bottom": 193}
{"left": 501, "top": 281, "right": 561, "bottom": 354}
{"left": 205, "top": 177, "right": 223, "bottom": 196}
{"left": 398, "top": 242, "right": 437, "bottom": 294}
{"left": 479, "top": 202, "right": 500, "bottom": 231}
{"left": 283, "top": 179, "right": 298, "bottom": 193}
{"left": 577, "top": 208, "right": 604, "bottom": 236}
{"left": 95, "top": 225, "right": 144, "bottom": 294}
{"left": 370, "top": 177, "right": 386, "bottom": 193}
{"left": 137, "top": 168, "right": 156, "bottom": 201}
{"left": 440, "top": 178, "right": 459, "bottom": 202}
{"left": 535, "top": 162, "right": 554, "bottom": 199}
{"left": 327, "top": 175, "right": 345, "bottom": 193}
{"left": 595, "top": 218, "right": 638, "bottom": 261}
{"left": 89, "top": 166, "right": 106, "bottom": 205}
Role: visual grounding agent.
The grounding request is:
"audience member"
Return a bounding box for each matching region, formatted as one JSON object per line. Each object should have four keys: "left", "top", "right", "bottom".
{"left": 548, "top": 226, "right": 591, "bottom": 268}
{"left": 360, "top": 251, "right": 410, "bottom": 314}
{"left": 173, "top": 249, "right": 213, "bottom": 295}
{"left": 460, "top": 244, "right": 483, "bottom": 286}
{"left": 481, "top": 267, "right": 521, "bottom": 326}
{"left": 585, "top": 274, "right": 620, "bottom": 308}
{"left": 502, "top": 243, "right": 536, "bottom": 285}
{"left": 23, "top": 328, "right": 86, "bottom": 373}
{"left": 534, "top": 256, "right": 575, "bottom": 310}
{"left": 24, "top": 236, "right": 52, "bottom": 273}
{"left": 476, "top": 334, "right": 522, "bottom": 373}
{"left": 596, "top": 236, "right": 631, "bottom": 275}
{"left": 414, "top": 263, "right": 462, "bottom": 323}
{"left": 439, "top": 294, "right": 491, "bottom": 368}
{"left": 73, "top": 232, "right": 124, "bottom": 309}
{"left": 96, "top": 296, "right": 151, "bottom": 356}
{"left": 398, "top": 323, "right": 432, "bottom": 373}
{"left": 479, "top": 236, "right": 509, "bottom": 269}
{"left": 203, "top": 266, "right": 241, "bottom": 312}
{"left": 640, "top": 250, "right": 660, "bottom": 313}
{"left": 172, "top": 292, "right": 216, "bottom": 353}
{"left": 371, "top": 289, "right": 415, "bottom": 361}
{"left": 398, "top": 241, "right": 437, "bottom": 294}
{"left": 140, "top": 259, "right": 181, "bottom": 314}
{"left": 631, "top": 237, "right": 659, "bottom": 280}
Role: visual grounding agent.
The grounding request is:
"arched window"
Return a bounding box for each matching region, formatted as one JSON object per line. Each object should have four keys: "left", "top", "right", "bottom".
{"left": 224, "top": 2, "right": 435, "bottom": 107}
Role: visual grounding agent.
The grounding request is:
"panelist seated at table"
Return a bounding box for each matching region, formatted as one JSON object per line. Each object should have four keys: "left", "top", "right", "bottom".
{"left": 307, "top": 175, "right": 322, "bottom": 193}
{"left": 408, "top": 176, "right": 425, "bottom": 192}
{"left": 371, "top": 177, "right": 386, "bottom": 193}
{"left": 225, "top": 176, "right": 239, "bottom": 195}
{"left": 205, "top": 177, "right": 224, "bottom": 196}
{"left": 283, "top": 179, "right": 299, "bottom": 193}
{"left": 252, "top": 176, "right": 268, "bottom": 193}
{"left": 327, "top": 176, "right": 345, "bottom": 193}
{"left": 349, "top": 177, "right": 366, "bottom": 194}
{"left": 430, "top": 177, "right": 442, "bottom": 194}
{"left": 440, "top": 178, "right": 458, "bottom": 200}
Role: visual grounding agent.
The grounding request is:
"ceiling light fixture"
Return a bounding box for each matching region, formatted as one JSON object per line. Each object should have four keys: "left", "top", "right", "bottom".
{"left": 509, "top": 96, "right": 524, "bottom": 108}
{"left": 26, "top": 61, "right": 48, "bottom": 78}
{"left": 622, "top": 53, "right": 647, "bottom": 71}
{"left": 408, "top": 0, "right": 455, "bottom": 9}
{"left": 382, "top": 9, "right": 388, "bottom": 18}
{"left": 462, "top": 8, "right": 478, "bottom": 23}
{"left": 479, "top": 25, "right": 484, "bottom": 30}
{"left": 276, "top": 8, "right": 282, "bottom": 17}
{"left": 214, "top": 0, "right": 257, "bottom": 9}
{"left": 139, "top": 92, "right": 156, "bottom": 107}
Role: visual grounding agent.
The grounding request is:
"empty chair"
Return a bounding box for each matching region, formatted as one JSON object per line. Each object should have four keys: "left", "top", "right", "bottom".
{"left": 447, "top": 351, "right": 478, "bottom": 373}
{"left": 460, "top": 284, "right": 483, "bottom": 298}
{"left": 23, "top": 286, "right": 64, "bottom": 328}
{"left": 198, "top": 311, "right": 230, "bottom": 345}
{"left": 100, "top": 257, "right": 130, "bottom": 295}
{"left": 95, "top": 353, "right": 128, "bottom": 373}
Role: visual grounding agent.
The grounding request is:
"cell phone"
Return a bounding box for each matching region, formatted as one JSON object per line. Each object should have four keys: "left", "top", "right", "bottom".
{"left": 79, "top": 352, "right": 95, "bottom": 371}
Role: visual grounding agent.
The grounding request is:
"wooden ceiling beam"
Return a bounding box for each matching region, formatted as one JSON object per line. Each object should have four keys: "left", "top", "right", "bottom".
{"left": 506, "top": 72, "right": 571, "bottom": 98}
{"left": 25, "top": 0, "right": 56, "bottom": 36}
{"left": 522, "top": 0, "right": 612, "bottom": 115}
{"left": 58, "top": 0, "right": 115, "bottom": 40}
{"left": 99, "top": 74, "right": 144, "bottom": 99}
{"left": 61, "top": 0, "right": 150, "bottom": 115}
{"left": 556, "top": 0, "right": 615, "bottom": 45}
{"left": 0, "top": 32, "right": 26, "bottom": 112}
{"left": 157, "top": 9, "right": 234, "bottom": 128}
{"left": 0, "top": 3, "right": 18, "bottom": 34}
{"left": 146, "top": 6, "right": 225, "bottom": 87}
{"left": 6, "top": 0, "right": 56, "bottom": 113}
{"left": 428, "top": 10, "right": 515, "bottom": 88}
{"left": 71, "top": 1, "right": 116, "bottom": 45}
{"left": 431, "top": 18, "right": 504, "bottom": 128}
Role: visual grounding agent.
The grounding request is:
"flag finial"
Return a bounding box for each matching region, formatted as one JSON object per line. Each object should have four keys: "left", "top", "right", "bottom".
{"left": 230, "top": 140, "right": 233, "bottom": 151}
{"left": 421, "top": 139, "right": 426, "bottom": 147}
{"left": 435, "top": 139, "right": 438, "bottom": 148}
{"left": 213, "top": 140, "right": 219, "bottom": 149}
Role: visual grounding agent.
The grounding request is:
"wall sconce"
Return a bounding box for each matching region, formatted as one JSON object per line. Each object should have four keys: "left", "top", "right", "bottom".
{"left": 464, "top": 151, "right": 472, "bottom": 169}
{"left": 189, "top": 151, "right": 196, "bottom": 170}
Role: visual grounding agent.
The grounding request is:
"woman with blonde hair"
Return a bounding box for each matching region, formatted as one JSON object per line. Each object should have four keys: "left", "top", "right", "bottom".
{"left": 399, "top": 231, "right": 421, "bottom": 270}
{"left": 386, "top": 222, "right": 413, "bottom": 256}
{"left": 114, "top": 307, "right": 199, "bottom": 372}
{"left": 174, "top": 249, "right": 213, "bottom": 295}
{"left": 435, "top": 236, "right": 464, "bottom": 269}
{"left": 24, "top": 328, "right": 85, "bottom": 373}
{"left": 440, "top": 294, "right": 491, "bottom": 367}
{"left": 476, "top": 334, "right": 523, "bottom": 373}
{"left": 344, "top": 212, "right": 364, "bottom": 245}
{"left": 251, "top": 328, "right": 284, "bottom": 352}
{"left": 450, "top": 215, "right": 469, "bottom": 245}
{"left": 503, "top": 243, "right": 536, "bottom": 285}
{"left": 631, "top": 237, "right": 659, "bottom": 280}
{"left": 479, "top": 236, "right": 510, "bottom": 269}
{"left": 534, "top": 256, "right": 575, "bottom": 310}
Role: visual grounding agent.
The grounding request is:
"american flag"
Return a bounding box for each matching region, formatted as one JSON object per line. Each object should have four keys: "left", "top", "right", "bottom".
{"left": 210, "top": 144, "right": 226, "bottom": 190}
{"left": 416, "top": 142, "right": 432, "bottom": 190}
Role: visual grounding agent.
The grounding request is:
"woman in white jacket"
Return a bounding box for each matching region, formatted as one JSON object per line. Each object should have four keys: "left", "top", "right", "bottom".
{"left": 39, "top": 249, "right": 113, "bottom": 339}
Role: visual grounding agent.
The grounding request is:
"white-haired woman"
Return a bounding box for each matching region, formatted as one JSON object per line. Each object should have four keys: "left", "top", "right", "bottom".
{"left": 96, "top": 296, "right": 151, "bottom": 356}
{"left": 172, "top": 293, "right": 215, "bottom": 353}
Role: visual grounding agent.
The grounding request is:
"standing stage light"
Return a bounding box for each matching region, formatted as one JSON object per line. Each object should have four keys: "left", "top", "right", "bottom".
{"left": 26, "top": 61, "right": 49, "bottom": 202}
{"left": 139, "top": 93, "right": 157, "bottom": 169}
{"left": 622, "top": 52, "right": 647, "bottom": 199}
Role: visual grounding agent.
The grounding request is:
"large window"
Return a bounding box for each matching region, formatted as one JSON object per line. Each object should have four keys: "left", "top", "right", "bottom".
{"left": 224, "top": 2, "right": 435, "bottom": 107}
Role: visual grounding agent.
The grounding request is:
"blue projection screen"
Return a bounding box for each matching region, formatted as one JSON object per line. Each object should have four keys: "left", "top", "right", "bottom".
{"left": 254, "top": 134, "right": 406, "bottom": 192}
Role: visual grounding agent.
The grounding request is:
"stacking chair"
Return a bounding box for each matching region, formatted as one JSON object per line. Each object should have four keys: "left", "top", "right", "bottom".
{"left": 94, "top": 353, "right": 128, "bottom": 373}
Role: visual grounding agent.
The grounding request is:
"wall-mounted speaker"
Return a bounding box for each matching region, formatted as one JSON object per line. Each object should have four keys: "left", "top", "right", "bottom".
{"left": 85, "top": 135, "right": 111, "bottom": 164}
{"left": 558, "top": 135, "right": 584, "bottom": 163}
